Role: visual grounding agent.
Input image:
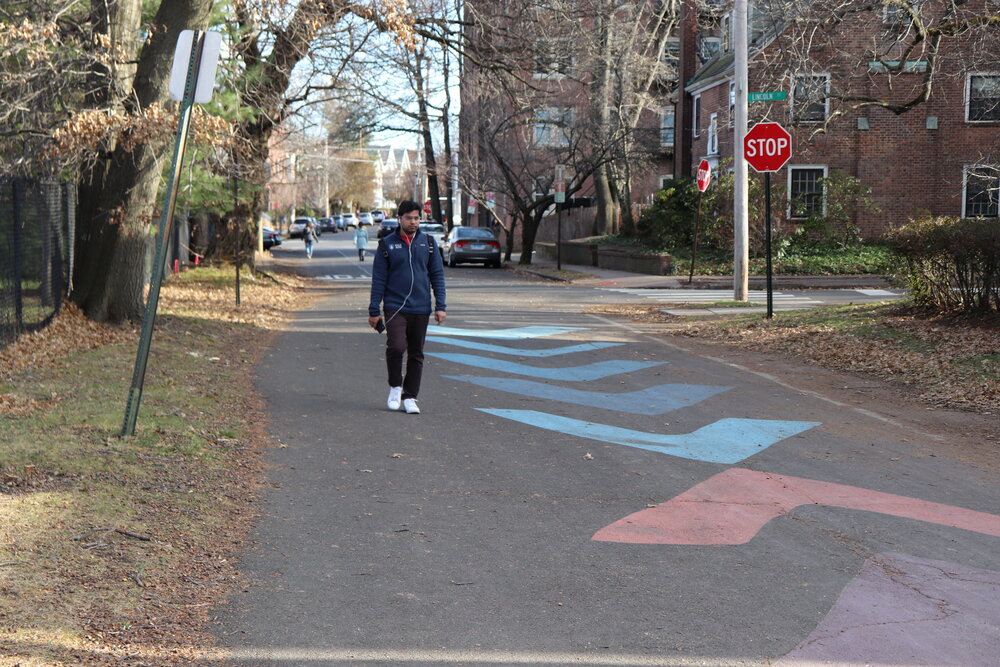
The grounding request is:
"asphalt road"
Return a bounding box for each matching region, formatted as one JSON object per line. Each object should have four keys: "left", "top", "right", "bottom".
{"left": 212, "top": 234, "right": 1000, "bottom": 666}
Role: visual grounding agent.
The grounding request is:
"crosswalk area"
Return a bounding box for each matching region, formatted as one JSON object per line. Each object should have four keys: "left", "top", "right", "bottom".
{"left": 599, "top": 288, "right": 822, "bottom": 305}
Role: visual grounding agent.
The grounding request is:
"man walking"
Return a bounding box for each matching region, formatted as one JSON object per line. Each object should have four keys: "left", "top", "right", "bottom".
{"left": 368, "top": 201, "right": 446, "bottom": 414}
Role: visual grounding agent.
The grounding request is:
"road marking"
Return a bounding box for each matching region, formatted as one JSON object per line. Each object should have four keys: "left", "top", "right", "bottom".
{"left": 855, "top": 289, "right": 899, "bottom": 296}
{"left": 477, "top": 410, "right": 820, "bottom": 463}
{"left": 428, "top": 353, "right": 664, "bottom": 381}
{"left": 593, "top": 468, "right": 1000, "bottom": 545}
{"left": 775, "top": 553, "right": 1000, "bottom": 666}
{"left": 600, "top": 288, "right": 820, "bottom": 304}
{"left": 428, "top": 337, "right": 622, "bottom": 357}
{"left": 447, "top": 377, "right": 729, "bottom": 414}
{"left": 431, "top": 325, "right": 587, "bottom": 339}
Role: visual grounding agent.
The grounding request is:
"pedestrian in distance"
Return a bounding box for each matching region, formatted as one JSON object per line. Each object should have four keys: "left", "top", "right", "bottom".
{"left": 368, "top": 200, "right": 446, "bottom": 415}
{"left": 303, "top": 219, "right": 318, "bottom": 259}
{"left": 354, "top": 223, "right": 369, "bottom": 261}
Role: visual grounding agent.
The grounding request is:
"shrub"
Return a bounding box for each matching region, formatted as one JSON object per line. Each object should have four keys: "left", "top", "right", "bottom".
{"left": 887, "top": 216, "right": 1000, "bottom": 315}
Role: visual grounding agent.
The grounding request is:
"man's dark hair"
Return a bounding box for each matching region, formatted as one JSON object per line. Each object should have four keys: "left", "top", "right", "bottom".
{"left": 397, "top": 200, "right": 421, "bottom": 217}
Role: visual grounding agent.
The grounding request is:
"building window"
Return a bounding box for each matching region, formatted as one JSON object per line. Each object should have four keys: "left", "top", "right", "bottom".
{"left": 788, "top": 166, "right": 827, "bottom": 218}
{"left": 533, "top": 106, "right": 572, "bottom": 147}
{"left": 692, "top": 95, "right": 702, "bottom": 137}
{"left": 659, "top": 174, "right": 674, "bottom": 189}
{"left": 967, "top": 74, "right": 1000, "bottom": 122}
{"left": 533, "top": 40, "right": 574, "bottom": 79}
{"left": 963, "top": 166, "right": 999, "bottom": 217}
{"left": 721, "top": 13, "right": 731, "bottom": 53}
{"left": 660, "top": 106, "right": 675, "bottom": 146}
{"left": 728, "top": 81, "right": 736, "bottom": 128}
{"left": 699, "top": 36, "right": 721, "bottom": 63}
{"left": 883, "top": 0, "right": 922, "bottom": 26}
{"left": 708, "top": 113, "right": 719, "bottom": 154}
{"left": 793, "top": 74, "right": 829, "bottom": 123}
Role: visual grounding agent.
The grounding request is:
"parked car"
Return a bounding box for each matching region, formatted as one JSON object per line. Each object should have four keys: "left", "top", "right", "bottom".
{"left": 332, "top": 214, "right": 344, "bottom": 230}
{"left": 318, "top": 217, "right": 337, "bottom": 233}
{"left": 261, "top": 227, "right": 282, "bottom": 251}
{"left": 419, "top": 222, "right": 446, "bottom": 255}
{"left": 376, "top": 218, "right": 399, "bottom": 239}
{"left": 370, "top": 209, "right": 386, "bottom": 223}
{"left": 341, "top": 213, "right": 357, "bottom": 228}
{"left": 288, "top": 217, "right": 312, "bottom": 238}
{"left": 357, "top": 211, "right": 373, "bottom": 226}
{"left": 442, "top": 226, "right": 502, "bottom": 267}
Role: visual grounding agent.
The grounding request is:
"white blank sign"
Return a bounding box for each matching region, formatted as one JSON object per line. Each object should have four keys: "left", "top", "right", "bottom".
{"left": 168, "top": 30, "right": 222, "bottom": 104}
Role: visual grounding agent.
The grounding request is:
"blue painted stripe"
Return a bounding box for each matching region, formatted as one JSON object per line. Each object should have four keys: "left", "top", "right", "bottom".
{"left": 478, "top": 410, "right": 821, "bottom": 464}
{"left": 430, "top": 325, "right": 586, "bottom": 340}
{"left": 446, "top": 376, "right": 730, "bottom": 415}
{"left": 427, "top": 337, "right": 622, "bottom": 357}
{"left": 427, "top": 353, "right": 664, "bottom": 381}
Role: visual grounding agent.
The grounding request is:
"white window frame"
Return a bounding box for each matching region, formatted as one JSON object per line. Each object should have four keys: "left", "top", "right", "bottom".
{"left": 660, "top": 106, "right": 675, "bottom": 147}
{"left": 721, "top": 13, "right": 731, "bottom": 53}
{"left": 532, "top": 106, "right": 573, "bottom": 148}
{"left": 965, "top": 73, "right": 1000, "bottom": 123}
{"left": 792, "top": 73, "right": 830, "bottom": 123}
{"left": 659, "top": 174, "right": 674, "bottom": 190}
{"left": 692, "top": 95, "right": 702, "bottom": 138}
{"left": 883, "top": 0, "right": 922, "bottom": 26}
{"left": 962, "top": 164, "right": 1000, "bottom": 218}
{"left": 707, "top": 113, "right": 719, "bottom": 154}
{"left": 728, "top": 81, "right": 736, "bottom": 128}
{"left": 532, "top": 39, "right": 574, "bottom": 80}
{"left": 787, "top": 165, "right": 828, "bottom": 219}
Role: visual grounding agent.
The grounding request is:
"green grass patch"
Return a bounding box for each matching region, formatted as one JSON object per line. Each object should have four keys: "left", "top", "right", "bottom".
{"left": 0, "top": 268, "right": 284, "bottom": 664}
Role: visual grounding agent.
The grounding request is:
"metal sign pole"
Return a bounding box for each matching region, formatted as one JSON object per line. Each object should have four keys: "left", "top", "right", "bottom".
{"left": 689, "top": 192, "right": 703, "bottom": 284}
{"left": 122, "top": 31, "right": 207, "bottom": 437}
{"left": 765, "top": 171, "right": 774, "bottom": 319}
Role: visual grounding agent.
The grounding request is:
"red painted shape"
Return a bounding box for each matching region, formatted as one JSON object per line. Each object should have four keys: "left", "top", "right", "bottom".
{"left": 744, "top": 122, "right": 792, "bottom": 172}
{"left": 593, "top": 468, "right": 1000, "bottom": 545}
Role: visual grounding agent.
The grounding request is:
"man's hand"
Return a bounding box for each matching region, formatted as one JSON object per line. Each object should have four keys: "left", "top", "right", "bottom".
{"left": 368, "top": 316, "right": 382, "bottom": 330}
{"left": 434, "top": 310, "right": 446, "bottom": 324}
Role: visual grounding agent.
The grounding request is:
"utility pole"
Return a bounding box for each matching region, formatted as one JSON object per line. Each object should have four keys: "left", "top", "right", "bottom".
{"left": 733, "top": 0, "right": 750, "bottom": 301}
{"left": 323, "top": 141, "right": 330, "bottom": 218}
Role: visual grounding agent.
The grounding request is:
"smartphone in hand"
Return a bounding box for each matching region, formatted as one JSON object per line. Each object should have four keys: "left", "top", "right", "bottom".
{"left": 375, "top": 318, "right": 385, "bottom": 333}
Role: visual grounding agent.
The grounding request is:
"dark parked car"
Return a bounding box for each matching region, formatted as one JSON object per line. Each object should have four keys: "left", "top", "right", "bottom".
{"left": 318, "top": 217, "right": 337, "bottom": 232}
{"left": 261, "top": 227, "right": 282, "bottom": 251}
{"left": 442, "top": 226, "right": 502, "bottom": 267}
{"left": 376, "top": 218, "right": 399, "bottom": 239}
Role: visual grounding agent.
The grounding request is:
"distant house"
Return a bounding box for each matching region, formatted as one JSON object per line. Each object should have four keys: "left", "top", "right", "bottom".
{"left": 372, "top": 147, "right": 416, "bottom": 210}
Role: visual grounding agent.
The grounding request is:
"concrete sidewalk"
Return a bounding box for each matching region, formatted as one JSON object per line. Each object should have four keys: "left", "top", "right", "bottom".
{"left": 512, "top": 252, "right": 895, "bottom": 290}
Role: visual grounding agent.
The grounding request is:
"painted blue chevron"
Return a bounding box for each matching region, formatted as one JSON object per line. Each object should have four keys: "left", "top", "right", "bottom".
{"left": 427, "top": 336, "right": 622, "bottom": 357}
{"left": 446, "top": 376, "right": 730, "bottom": 414}
{"left": 477, "top": 410, "right": 821, "bottom": 464}
{"left": 430, "top": 325, "right": 586, "bottom": 340}
{"left": 426, "top": 353, "right": 664, "bottom": 381}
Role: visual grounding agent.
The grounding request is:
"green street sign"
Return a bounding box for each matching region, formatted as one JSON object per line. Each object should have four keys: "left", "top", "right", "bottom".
{"left": 749, "top": 91, "right": 788, "bottom": 102}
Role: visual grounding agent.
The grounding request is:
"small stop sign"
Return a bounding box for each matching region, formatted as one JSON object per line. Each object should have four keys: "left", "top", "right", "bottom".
{"left": 696, "top": 160, "right": 712, "bottom": 192}
{"left": 744, "top": 122, "right": 792, "bottom": 172}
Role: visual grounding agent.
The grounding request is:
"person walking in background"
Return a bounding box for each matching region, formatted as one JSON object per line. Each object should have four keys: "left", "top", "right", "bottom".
{"left": 354, "top": 223, "right": 369, "bottom": 261}
{"left": 303, "top": 219, "right": 318, "bottom": 259}
{"left": 367, "top": 200, "right": 446, "bottom": 415}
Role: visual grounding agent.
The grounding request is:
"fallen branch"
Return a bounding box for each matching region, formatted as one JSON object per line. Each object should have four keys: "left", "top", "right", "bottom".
{"left": 0, "top": 561, "right": 20, "bottom": 567}
{"left": 129, "top": 572, "right": 145, "bottom": 588}
{"left": 115, "top": 528, "right": 152, "bottom": 542}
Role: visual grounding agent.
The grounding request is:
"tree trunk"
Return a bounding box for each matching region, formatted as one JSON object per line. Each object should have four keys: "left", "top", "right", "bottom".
{"left": 73, "top": 0, "right": 212, "bottom": 323}
{"left": 590, "top": 9, "right": 615, "bottom": 237}
{"left": 519, "top": 208, "right": 546, "bottom": 265}
{"left": 414, "top": 43, "right": 443, "bottom": 224}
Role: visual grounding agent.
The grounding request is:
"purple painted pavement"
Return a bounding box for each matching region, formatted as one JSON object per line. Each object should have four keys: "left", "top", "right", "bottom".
{"left": 776, "top": 552, "right": 1000, "bottom": 666}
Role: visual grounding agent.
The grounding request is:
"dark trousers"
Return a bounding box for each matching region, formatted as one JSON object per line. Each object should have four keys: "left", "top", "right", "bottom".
{"left": 385, "top": 311, "right": 430, "bottom": 400}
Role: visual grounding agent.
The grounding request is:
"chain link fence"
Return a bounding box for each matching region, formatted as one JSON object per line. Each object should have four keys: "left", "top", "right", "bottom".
{"left": 0, "top": 177, "right": 75, "bottom": 349}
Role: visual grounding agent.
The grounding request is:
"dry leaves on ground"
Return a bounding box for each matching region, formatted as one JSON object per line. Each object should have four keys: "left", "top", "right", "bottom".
{"left": 589, "top": 303, "right": 999, "bottom": 415}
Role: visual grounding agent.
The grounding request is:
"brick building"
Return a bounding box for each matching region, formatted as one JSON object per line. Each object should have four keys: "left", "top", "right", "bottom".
{"left": 678, "top": 0, "right": 1000, "bottom": 236}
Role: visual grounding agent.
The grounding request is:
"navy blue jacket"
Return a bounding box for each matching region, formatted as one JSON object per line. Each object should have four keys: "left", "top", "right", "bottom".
{"left": 368, "top": 230, "right": 446, "bottom": 317}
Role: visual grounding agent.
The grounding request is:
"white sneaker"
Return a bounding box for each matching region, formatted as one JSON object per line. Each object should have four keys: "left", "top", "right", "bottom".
{"left": 387, "top": 386, "right": 402, "bottom": 411}
{"left": 402, "top": 398, "right": 420, "bottom": 414}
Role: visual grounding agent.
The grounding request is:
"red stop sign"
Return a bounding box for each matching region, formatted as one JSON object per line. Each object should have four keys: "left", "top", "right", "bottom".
{"left": 696, "top": 159, "right": 712, "bottom": 192}
{"left": 423, "top": 200, "right": 432, "bottom": 215}
{"left": 744, "top": 122, "right": 792, "bottom": 172}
